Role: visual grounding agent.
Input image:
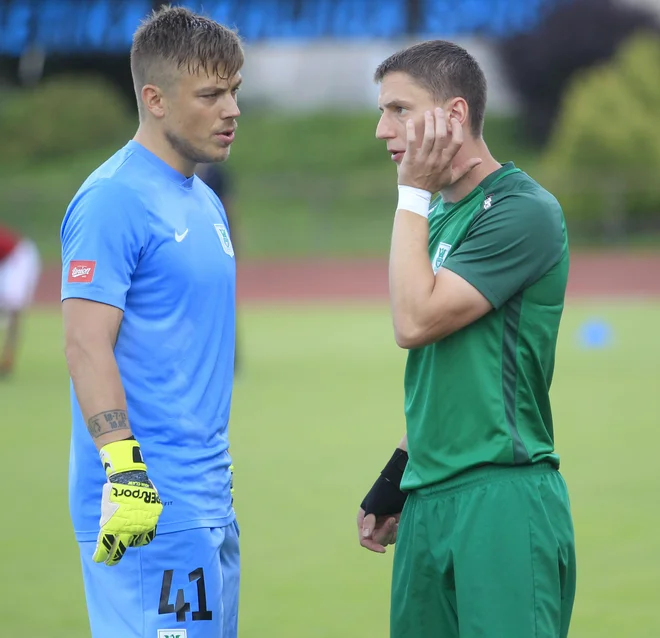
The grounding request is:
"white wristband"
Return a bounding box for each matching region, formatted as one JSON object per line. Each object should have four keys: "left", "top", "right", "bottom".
{"left": 397, "top": 185, "right": 432, "bottom": 218}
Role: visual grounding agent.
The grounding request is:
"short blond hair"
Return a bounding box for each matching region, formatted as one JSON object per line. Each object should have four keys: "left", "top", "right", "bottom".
{"left": 130, "top": 5, "right": 244, "bottom": 112}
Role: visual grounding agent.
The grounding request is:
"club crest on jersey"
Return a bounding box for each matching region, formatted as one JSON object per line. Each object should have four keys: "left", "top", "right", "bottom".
{"left": 484, "top": 195, "right": 493, "bottom": 210}
{"left": 157, "top": 631, "right": 187, "bottom": 638}
{"left": 432, "top": 242, "right": 452, "bottom": 274}
{"left": 214, "top": 222, "right": 234, "bottom": 258}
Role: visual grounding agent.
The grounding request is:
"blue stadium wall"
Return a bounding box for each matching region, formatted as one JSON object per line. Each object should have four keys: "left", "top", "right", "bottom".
{"left": 1, "top": 0, "right": 566, "bottom": 55}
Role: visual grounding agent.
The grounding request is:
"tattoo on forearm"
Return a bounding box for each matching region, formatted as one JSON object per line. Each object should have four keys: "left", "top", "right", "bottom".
{"left": 87, "top": 410, "right": 129, "bottom": 438}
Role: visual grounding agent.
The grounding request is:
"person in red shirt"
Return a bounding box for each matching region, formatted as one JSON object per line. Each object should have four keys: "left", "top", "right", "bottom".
{"left": 0, "top": 225, "right": 41, "bottom": 377}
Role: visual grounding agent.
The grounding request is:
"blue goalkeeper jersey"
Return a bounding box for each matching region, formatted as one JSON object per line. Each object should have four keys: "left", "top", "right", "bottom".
{"left": 61, "top": 140, "right": 237, "bottom": 541}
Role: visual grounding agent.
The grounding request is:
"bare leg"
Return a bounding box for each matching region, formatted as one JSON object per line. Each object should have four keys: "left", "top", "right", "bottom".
{"left": 0, "top": 310, "right": 20, "bottom": 377}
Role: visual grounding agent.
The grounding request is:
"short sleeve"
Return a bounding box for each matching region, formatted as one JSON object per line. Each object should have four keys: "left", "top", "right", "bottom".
{"left": 442, "top": 193, "right": 566, "bottom": 310}
{"left": 60, "top": 180, "right": 148, "bottom": 310}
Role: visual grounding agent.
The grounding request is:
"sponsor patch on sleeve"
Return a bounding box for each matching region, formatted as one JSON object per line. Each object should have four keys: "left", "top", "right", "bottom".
{"left": 67, "top": 260, "right": 96, "bottom": 283}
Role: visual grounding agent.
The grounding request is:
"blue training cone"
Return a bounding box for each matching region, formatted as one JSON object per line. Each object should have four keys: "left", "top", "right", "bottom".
{"left": 578, "top": 319, "right": 613, "bottom": 349}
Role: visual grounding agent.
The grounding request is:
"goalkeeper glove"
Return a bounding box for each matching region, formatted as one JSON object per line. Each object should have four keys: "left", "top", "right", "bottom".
{"left": 93, "top": 436, "right": 163, "bottom": 566}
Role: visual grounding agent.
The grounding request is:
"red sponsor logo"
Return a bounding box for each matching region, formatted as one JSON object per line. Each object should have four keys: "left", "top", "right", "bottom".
{"left": 67, "top": 260, "right": 96, "bottom": 283}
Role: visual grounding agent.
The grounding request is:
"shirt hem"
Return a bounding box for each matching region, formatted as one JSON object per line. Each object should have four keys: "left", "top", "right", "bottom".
{"left": 61, "top": 290, "right": 126, "bottom": 311}
{"left": 73, "top": 511, "right": 236, "bottom": 542}
{"left": 401, "top": 454, "right": 561, "bottom": 492}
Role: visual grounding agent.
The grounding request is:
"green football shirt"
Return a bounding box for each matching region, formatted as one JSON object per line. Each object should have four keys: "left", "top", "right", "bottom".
{"left": 401, "top": 162, "right": 570, "bottom": 491}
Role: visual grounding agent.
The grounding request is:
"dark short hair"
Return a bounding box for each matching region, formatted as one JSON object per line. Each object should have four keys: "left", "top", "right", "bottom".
{"left": 131, "top": 5, "right": 244, "bottom": 105}
{"left": 374, "top": 40, "right": 487, "bottom": 137}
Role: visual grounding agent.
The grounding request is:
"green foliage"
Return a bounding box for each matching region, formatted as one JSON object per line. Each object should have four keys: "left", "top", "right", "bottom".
{"left": 0, "top": 74, "right": 135, "bottom": 167}
{"left": 229, "top": 110, "right": 386, "bottom": 174}
{"left": 540, "top": 32, "right": 660, "bottom": 231}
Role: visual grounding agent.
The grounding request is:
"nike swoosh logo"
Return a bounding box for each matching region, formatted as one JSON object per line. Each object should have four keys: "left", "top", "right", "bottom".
{"left": 175, "top": 229, "right": 189, "bottom": 242}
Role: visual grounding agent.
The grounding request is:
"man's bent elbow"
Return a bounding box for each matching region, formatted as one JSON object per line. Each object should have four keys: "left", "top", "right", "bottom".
{"left": 393, "top": 320, "right": 427, "bottom": 350}
{"left": 393, "top": 314, "right": 454, "bottom": 349}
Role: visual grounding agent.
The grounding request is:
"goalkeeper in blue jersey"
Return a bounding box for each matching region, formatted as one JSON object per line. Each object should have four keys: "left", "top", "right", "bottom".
{"left": 60, "top": 7, "right": 243, "bottom": 638}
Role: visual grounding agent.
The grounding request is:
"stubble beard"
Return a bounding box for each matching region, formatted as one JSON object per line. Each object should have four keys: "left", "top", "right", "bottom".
{"left": 164, "top": 128, "right": 228, "bottom": 166}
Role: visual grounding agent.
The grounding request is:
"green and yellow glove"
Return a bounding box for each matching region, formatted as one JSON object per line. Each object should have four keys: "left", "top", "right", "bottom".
{"left": 94, "top": 436, "right": 163, "bottom": 566}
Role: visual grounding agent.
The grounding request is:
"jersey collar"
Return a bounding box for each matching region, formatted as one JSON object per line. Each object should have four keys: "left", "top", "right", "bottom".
{"left": 126, "top": 140, "right": 196, "bottom": 189}
{"left": 440, "top": 161, "right": 518, "bottom": 212}
{"left": 478, "top": 161, "right": 516, "bottom": 193}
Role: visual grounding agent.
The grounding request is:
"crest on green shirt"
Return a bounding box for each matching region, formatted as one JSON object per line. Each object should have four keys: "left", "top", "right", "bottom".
{"left": 432, "top": 242, "right": 452, "bottom": 274}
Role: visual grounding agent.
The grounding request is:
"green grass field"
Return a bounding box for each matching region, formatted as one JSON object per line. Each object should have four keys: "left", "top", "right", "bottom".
{"left": 1, "top": 301, "right": 659, "bottom": 637}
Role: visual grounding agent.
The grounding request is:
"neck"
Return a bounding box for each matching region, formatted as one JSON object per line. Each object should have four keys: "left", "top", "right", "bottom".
{"left": 440, "top": 137, "right": 502, "bottom": 204}
{"left": 133, "top": 121, "right": 196, "bottom": 177}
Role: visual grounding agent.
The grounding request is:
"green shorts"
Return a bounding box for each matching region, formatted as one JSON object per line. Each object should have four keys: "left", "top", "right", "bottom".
{"left": 390, "top": 463, "right": 576, "bottom": 638}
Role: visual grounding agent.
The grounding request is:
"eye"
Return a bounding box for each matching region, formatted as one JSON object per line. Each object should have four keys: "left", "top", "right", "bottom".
{"left": 395, "top": 106, "right": 407, "bottom": 115}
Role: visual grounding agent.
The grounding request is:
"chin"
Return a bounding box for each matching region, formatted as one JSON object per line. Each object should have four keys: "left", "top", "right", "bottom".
{"left": 209, "top": 146, "right": 230, "bottom": 164}
{"left": 191, "top": 149, "right": 228, "bottom": 166}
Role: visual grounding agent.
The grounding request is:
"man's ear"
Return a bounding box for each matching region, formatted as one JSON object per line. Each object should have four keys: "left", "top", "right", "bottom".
{"left": 446, "top": 97, "right": 469, "bottom": 130}
{"left": 141, "top": 84, "right": 166, "bottom": 119}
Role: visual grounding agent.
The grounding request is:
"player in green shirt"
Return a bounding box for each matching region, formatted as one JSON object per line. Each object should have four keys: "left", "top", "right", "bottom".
{"left": 357, "top": 41, "right": 576, "bottom": 638}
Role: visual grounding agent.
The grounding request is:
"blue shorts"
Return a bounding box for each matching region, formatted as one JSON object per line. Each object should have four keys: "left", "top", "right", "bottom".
{"left": 79, "top": 522, "right": 240, "bottom": 638}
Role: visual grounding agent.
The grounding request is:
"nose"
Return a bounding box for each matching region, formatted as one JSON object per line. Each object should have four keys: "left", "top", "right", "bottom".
{"left": 375, "top": 113, "right": 394, "bottom": 140}
{"left": 224, "top": 95, "right": 241, "bottom": 119}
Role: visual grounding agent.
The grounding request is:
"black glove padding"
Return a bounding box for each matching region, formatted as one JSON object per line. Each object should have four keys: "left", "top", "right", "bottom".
{"left": 360, "top": 448, "right": 409, "bottom": 517}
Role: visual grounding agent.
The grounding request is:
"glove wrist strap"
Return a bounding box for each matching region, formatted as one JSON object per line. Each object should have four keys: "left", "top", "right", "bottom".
{"left": 99, "top": 436, "right": 147, "bottom": 478}
{"left": 380, "top": 448, "right": 409, "bottom": 485}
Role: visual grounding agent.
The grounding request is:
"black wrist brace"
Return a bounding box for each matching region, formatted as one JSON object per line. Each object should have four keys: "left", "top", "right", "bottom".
{"left": 360, "top": 448, "right": 409, "bottom": 516}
